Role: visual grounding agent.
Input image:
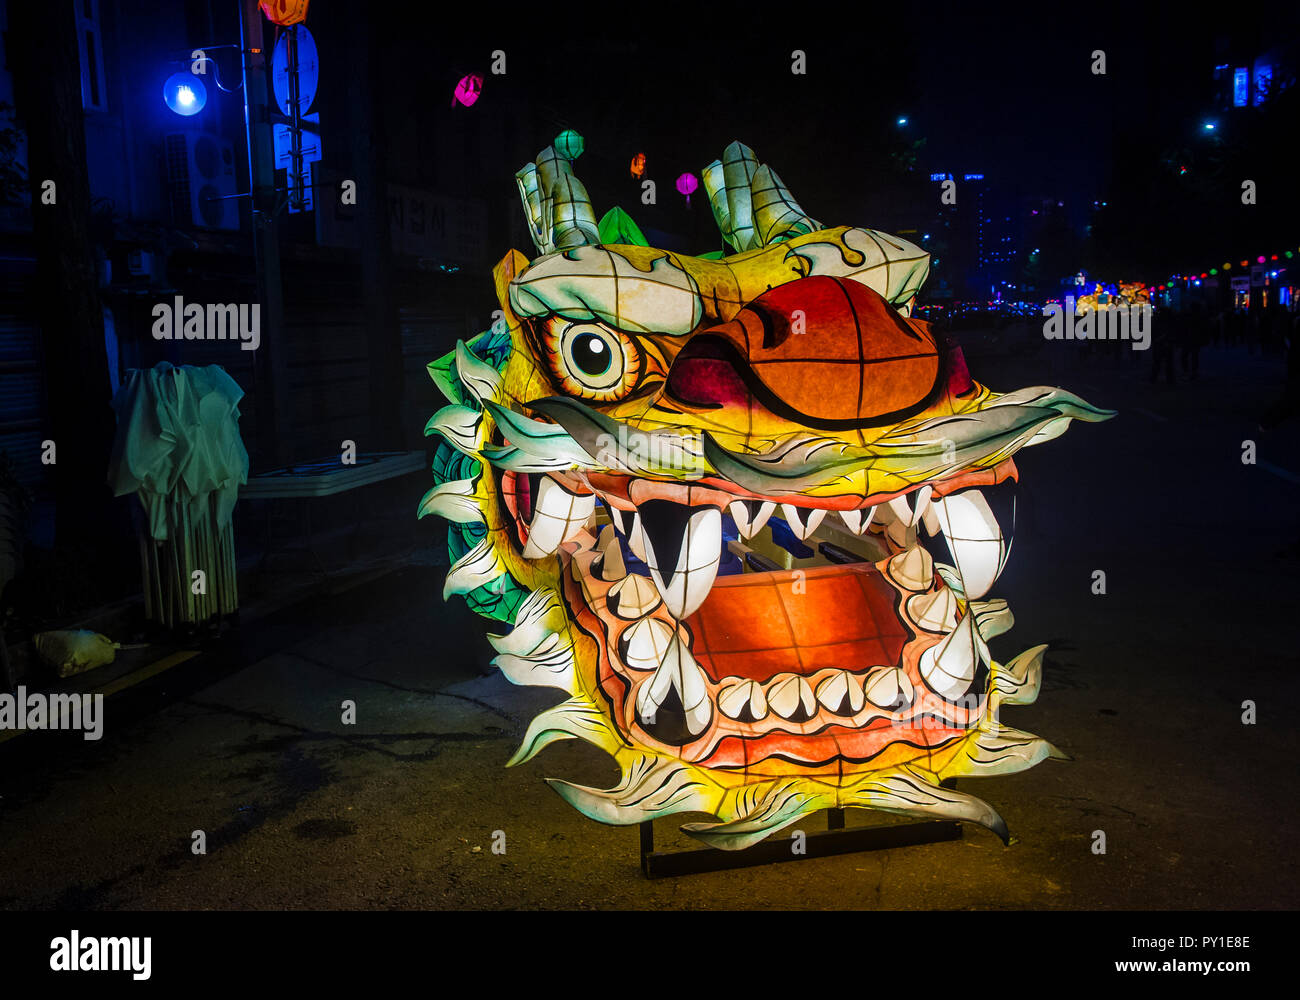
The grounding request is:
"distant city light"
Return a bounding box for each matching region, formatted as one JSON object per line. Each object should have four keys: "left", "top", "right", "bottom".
{"left": 897, "top": 116, "right": 908, "bottom": 125}
{"left": 1202, "top": 121, "right": 1216, "bottom": 131}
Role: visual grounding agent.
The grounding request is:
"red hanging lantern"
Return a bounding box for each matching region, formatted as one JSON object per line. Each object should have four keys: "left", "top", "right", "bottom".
{"left": 259, "top": 0, "right": 310, "bottom": 26}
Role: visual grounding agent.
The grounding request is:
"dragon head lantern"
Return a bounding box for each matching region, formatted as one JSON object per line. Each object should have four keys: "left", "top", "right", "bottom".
{"left": 421, "top": 133, "right": 1113, "bottom": 850}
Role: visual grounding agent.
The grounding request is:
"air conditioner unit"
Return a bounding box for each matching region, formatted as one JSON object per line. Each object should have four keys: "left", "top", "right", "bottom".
{"left": 164, "top": 132, "right": 239, "bottom": 230}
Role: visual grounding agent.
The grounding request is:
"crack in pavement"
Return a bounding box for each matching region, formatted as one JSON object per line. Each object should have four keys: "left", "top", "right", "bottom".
{"left": 280, "top": 649, "right": 521, "bottom": 727}
{"left": 183, "top": 699, "right": 510, "bottom": 761}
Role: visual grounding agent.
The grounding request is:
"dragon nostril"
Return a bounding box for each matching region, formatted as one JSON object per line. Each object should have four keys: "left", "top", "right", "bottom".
{"left": 665, "top": 336, "right": 751, "bottom": 408}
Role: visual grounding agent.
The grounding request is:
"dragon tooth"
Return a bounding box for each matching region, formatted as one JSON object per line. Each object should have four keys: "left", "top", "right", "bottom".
{"left": 886, "top": 485, "right": 932, "bottom": 528}
{"left": 635, "top": 501, "right": 722, "bottom": 620}
{"left": 839, "top": 506, "right": 876, "bottom": 535}
{"left": 635, "top": 633, "right": 712, "bottom": 736}
{"left": 918, "top": 616, "right": 988, "bottom": 700}
{"left": 907, "top": 585, "right": 961, "bottom": 633}
{"left": 767, "top": 673, "right": 817, "bottom": 721}
{"left": 596, "top": 525, "right": 626, "bottom": 581}
{"left": 930, "top": 488, "right": 1007, "bottom": 601}
{"left": 863, "top": 666, "right": 915, "bottom": 710}
{"left": 887, "top": 545, "right": 934, "bottom": 591}
{"left": 815, "top": 670, "right": 865, "bottom": 716}
{"left": 607, "top": 573, "right": 661, "bottom": 620}
{"left": 920, "top": 500, "right": 940, "bottom": 538}
{"left": 619, "top": 616, "right": 675, "bottom": 672}
{"left": 728, "top": 499, "right": 776, "bottom": 540}
{"left": 779, "top": 504, "right": 827, "bottom": 541}
{"left": 521, "top": 477, "right": 596, "bottom": 559}
{"left": 717, "top": 678, "right": 769, "bottom": 721}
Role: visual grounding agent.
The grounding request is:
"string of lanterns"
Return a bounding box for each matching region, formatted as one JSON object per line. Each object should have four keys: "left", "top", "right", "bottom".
{"left": 1151, "top": 246, "right": 1295, "bottom": 290}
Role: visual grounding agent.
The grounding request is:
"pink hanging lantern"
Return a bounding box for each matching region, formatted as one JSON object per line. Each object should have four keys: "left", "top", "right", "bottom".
{"left": 676, "top": 171, "right": 698, "bottom": 206}
{"left": 453, "top": 73, "right": 483, "bottom": 108}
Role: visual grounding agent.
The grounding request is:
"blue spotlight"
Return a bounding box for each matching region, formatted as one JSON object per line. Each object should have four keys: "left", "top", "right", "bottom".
{"left": 163, "top": 72, "right": 208, "bottom": 116}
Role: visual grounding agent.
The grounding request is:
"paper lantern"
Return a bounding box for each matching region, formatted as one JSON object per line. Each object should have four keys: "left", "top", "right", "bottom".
{"left": 676, "top": 171, "right": 698, "bottom": 206}
{"left": 421, "top": 133, "right": 1112, "bottom": 851}
{"left": 554, "top": 129, "right": 584, "bottom": 160}
{"left": 629, "top": 152, "right": 646, "bottom": 179}
{"left": 453, "top": 73, "right": 483, "bottom": 107}
{"left": 259, "top": 0, "right": 309, "bottom": 26}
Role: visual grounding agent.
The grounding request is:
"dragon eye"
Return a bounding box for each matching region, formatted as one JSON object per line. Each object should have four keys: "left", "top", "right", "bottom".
{"left": 540, "top": 320, "right": 645, "bottom": 400}
{"left": 567, "top": 330, "right": 615, "bottom": 379}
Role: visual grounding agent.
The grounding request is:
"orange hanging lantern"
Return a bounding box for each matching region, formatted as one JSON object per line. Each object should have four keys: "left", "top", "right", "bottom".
{"left": 629, "top": 152, "right": 646, "bottom": 180}
{"left": 259, "top": 0, "right": 310, "bottom": 26}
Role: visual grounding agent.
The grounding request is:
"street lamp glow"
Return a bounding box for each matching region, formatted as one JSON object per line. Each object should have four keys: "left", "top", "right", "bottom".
{"left": 163, "top": 71, "right": 207, "bottom": 116}
{"left": 896, "top": 116, "right": 908, "bottom": 125}
{"left": 1202, "top": 121, "right": 1216, "bottom": 131}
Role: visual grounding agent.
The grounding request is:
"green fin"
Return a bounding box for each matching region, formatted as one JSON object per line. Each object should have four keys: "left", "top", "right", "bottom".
{"left": 597, "top": 206, "right": 649, "bottom": 247}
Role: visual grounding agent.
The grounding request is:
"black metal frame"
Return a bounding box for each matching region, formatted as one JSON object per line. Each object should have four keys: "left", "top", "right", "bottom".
{"left": 639, "top": 781, "right": 963, "bottom": 878}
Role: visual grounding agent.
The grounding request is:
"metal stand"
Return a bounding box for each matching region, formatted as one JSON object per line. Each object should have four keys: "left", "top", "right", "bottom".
{"left": 639, "top": 782, "right": 963, "bottom": 879}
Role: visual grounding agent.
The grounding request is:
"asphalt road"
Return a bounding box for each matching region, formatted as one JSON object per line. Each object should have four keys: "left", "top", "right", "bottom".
{"left": 1, "top": 336, "right": 1297, "bottom": 909}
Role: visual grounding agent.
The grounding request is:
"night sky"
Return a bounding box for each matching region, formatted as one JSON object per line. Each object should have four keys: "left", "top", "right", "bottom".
{"left": 371, "top": 2, "right": 1296, "bottom": 280}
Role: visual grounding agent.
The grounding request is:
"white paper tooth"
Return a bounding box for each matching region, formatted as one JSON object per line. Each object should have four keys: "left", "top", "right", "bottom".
{"left": 728, "top": 500, "right": 776, "bottom": 540}
{"left": 607, "top": 573, "right": 661, "bottom": 620}
{"left": 921, "top": 500, "right": 940, "bottom": 537}
{"left": 766, "top": 673, "right": 817, "bottom": 720}
{"left": 863, "top": 666, "right": 915, "bottom": 710}
{"left": 620, "top": 616, "right": 675, "bottom": 672}
{"left": 717, "top": 678, "right": 769, "bottom": 721}
{"left": 887, "top": 545, "right": 934, "bottom": 591}
{"left": 912, "top": 485, "right": 933, "bottom": 525}
{"left": 635, "top": 633, "right": 712, "bottom": 736}
{"left": 626, "top": 512, "right": 648, "bottom": 562}
{"left": 608, "top": 505, "right": 630, "bottom": 536}
{"left": 918, "top": 616, "right": 988, "bottom": 700}
{"left": 815, "top": 670, "right": 865, "bottom": 715}
{"left": 839, "top": 506, "right": 876, "bottom": 535}
{"left": 596, "top": 525, "right": 626, "bottom": 581}
{"left": 886, "top": 486, "right": 932, "bottom": 528}
{"left": 640, "top": 506, "right": 722, "bottom": 620}
{"left": 779, "top": 504, "right": 827, "bottom": 541}
{"left": 930, "top": 489, "right": 1006, "bottom": 601}
{"left": 907, "top": 586, "right": 961, "bottom": 633}
{"left": 521, "top": 477, "right": 597, "bottom": 558}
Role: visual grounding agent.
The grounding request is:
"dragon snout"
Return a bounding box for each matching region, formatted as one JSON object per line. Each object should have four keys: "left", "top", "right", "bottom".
{"left": 665, "top": 276, "right": 950, "bottom": 429}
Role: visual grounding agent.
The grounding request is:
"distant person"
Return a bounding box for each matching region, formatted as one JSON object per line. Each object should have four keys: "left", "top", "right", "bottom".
{"left": 1180, "top": 303, "right": 1205, "bottom": 379}
{"left": 1150, "top": 306, "right": 1178, "bottom": 384}
{"left": 1261, "top": 305, "right": 1300, "bottom": 428}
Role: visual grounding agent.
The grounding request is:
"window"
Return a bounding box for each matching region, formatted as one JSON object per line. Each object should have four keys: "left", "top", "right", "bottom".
{"left": 1232, "top": 67, "right": 1249, "bottom": 107}
{"left": 75, "top": 0, "right": 108, "bottom": 112}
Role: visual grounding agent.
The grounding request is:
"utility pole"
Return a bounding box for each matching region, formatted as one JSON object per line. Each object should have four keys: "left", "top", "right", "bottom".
{"left": 240, "top": 0, "right": 289, "bottom": 469}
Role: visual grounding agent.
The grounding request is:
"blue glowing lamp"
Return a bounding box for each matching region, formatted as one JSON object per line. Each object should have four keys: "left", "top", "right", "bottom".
{"left": 163, "top": 72, "right": 208, "bottom": 116}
